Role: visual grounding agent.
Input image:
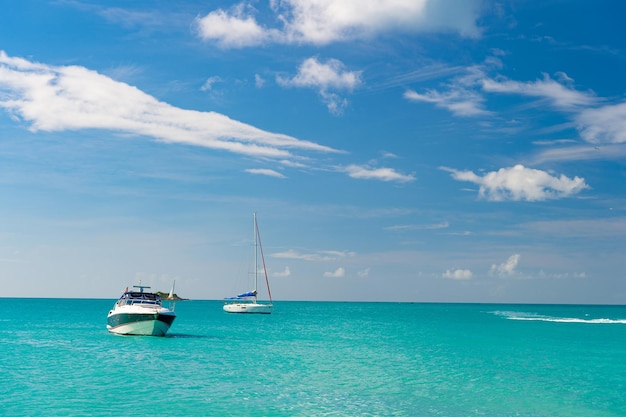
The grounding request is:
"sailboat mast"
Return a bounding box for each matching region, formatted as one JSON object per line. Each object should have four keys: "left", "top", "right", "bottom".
{"left": 253, "top": 212, "right": 258, "bottom": 297}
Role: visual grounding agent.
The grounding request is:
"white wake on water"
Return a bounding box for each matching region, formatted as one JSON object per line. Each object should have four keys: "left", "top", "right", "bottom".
{"left": 491, "top": 311, "right": 626, "bottom": 324}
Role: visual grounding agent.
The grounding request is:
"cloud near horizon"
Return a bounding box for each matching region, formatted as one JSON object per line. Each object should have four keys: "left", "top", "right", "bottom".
{"left": 443, "top": 164, "right": 588, "bottom": 201}
{"left": 490, "top": 254, "right": 521, "bottom": 277}
{"left": 195, "top": 0, "right": 483, "bottom": 48}
{"left": 0, "top": 51, "right": 336, "bottom": 160}
{"left": 324, "top": 267, "right": 346, "bottom": 278}
{"left": 272, "top": 249, "right": 355, "bottom": 262}
{"left": 385, "top": 221, "right": 449, "bottom": 231}
{"left": 443, "top": 268, "right": 473, "bottom": 280}
{"left": 272, "top": 266, "right": 291, "bottom": 277}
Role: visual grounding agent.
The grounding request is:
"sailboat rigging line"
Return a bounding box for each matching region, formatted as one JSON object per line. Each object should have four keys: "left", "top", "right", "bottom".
{"left": 256, "top": 216, "right": 273, "bottom": 305}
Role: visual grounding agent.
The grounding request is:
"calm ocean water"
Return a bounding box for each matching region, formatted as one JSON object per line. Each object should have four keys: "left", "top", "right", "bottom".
{"left": 0, "top": 299, "right": 624, "bottom": 416}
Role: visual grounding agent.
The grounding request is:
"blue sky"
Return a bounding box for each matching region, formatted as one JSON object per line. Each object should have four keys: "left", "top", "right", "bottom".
{"left": 1, "top": 0, "right": 625, "bottom": 303}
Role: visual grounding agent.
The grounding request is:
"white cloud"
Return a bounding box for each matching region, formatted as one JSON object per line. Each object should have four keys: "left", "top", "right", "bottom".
{"left": 530, "top": 144, "right": 626, "bottom": 165}
{"left": 484, "top": 74, "right": 626, "bottom": 148}
{"left": 576, "top": 102, "right": 626, "bottom": 144}
{"left": 321, "top": 92, "right": 349, "bottom": 115}
{"left": 401, "top": 54, "right": 626, "bottom": 157}
{"left": 0, "top": 51, "right": 337, "bottom": 159}
{"left": 195, "top": 0, "right": 483, "bottom": 48}
{"left": 443, "top": 164, "right": 589, "bottom": 201}
{"left": 537, "top": 270, "right": 587, "bottom": 280}
{"left": 403, "top": 63, "right": 493, "bottom": 117}
{"left": 63, "top": 2, "right": 173, "bottom": 31}
{"left": 279, "top": 159, "right": 308, "bottom": 168}
{"left": 272, "top": 249, "right": 354, "bottom": 261}
{"left": 278, "top": 57, "right": 361, "bottom": 90}
{"left": 490, "top": 254, "right": 520, "bottom": 277}
{"left": 273, "top": 266, "right": 291, "bottom": 277}
{"left": 324, "top": 267, "right": 345, "bottom": 278}
{"left": 254, "top": 74, "right": 265, "bottom": 88}
{"left": 385, "top": 221, "right": 449, "bottom": 231}
{"left": 194, "top": 5, "right": 276, "bottom": 48}
{"left": 481, "top": 73, "right": 597, "bottom": 111}
{"left": 381, "top": 151, "right": 398, "bottom": 159}
{"left": 405, "top": 62, "right": 604, "bottom": 143}
{"left": 357, "top": 268, "right": 370, "bottom": 277}
{"left": 277, "top": 57, "right": 361, "bottom": 115}
{"left": 280, "top": 0, "right": 483, "bottom": 44}
{"left": 244, "top": 168, "right": 286, "bottom": 178}
{"left": 344, "top": 164, "right": 415, "bottom": 183}
{"left": 443, "top": 268, "right": 473, "bottom": 280}
{"left": 404, "top": 88, "right": 489, "bottom": 117}
{"left": 200, "top": 76, "right": 222, "bottom": 91}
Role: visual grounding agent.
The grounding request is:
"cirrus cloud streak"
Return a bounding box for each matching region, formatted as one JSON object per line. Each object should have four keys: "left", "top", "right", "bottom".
{"left": 344, "top": 164, "right": 415, "bottom": 183}
{"left": 0, "top": 51, "right": 336, "bottom": 159}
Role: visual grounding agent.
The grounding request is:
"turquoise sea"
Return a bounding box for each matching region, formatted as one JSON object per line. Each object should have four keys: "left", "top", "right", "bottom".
{"left": 1, "top": 300, "right": 625, "bottom": 416}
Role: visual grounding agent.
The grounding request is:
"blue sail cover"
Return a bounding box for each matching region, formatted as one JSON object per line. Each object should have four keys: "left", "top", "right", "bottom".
{"left": 224, "top": 290, "right": 257, "bottom": 300}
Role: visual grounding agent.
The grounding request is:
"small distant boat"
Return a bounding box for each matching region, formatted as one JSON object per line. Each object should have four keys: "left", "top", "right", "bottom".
{"left": 107, "top": 284, "right": 176, "bottom": 336}
{"left": 223, "top": 212, "right": 273, "bottom": 314}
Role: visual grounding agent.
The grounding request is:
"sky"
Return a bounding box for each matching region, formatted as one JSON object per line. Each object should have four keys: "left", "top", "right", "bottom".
{"left": 1, "top": 0, "right": 625, "bottom": 303}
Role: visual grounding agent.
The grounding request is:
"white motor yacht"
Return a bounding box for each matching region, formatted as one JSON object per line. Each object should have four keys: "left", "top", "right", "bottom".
{"left": 107, "top": 285, "right": 176, "bottom": 336}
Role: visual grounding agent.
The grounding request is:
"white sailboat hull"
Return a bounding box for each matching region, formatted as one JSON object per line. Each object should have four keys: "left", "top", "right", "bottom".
{"left": 223, "top": 213, "right": 273, "bottom": 314}
{"left": 223, "top": 302, "right": 272, "bottom": 314}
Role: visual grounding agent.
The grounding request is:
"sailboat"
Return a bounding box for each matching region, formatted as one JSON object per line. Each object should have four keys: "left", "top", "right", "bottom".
{"left": 223, "top": 212, "right": 273, "bottom": 314}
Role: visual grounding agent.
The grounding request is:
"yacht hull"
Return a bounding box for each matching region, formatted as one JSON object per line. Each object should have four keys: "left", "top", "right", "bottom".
{"left": 107, "top": 311, "right": 176, "bottom": 336}
{"left": 223, "top": 302, "right": 272, "bottom": 314}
